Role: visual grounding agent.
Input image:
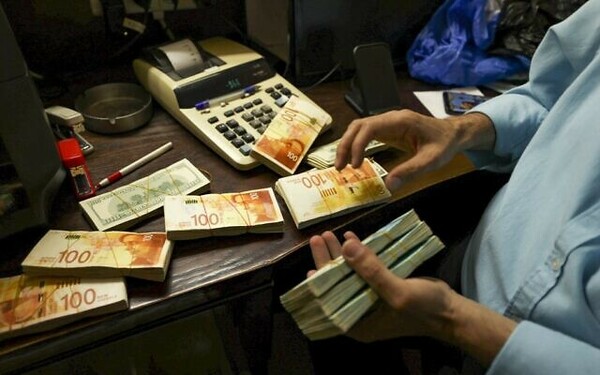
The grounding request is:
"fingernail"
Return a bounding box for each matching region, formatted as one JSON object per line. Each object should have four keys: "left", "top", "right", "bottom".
{"left": 386, "top": 177, "right": 402, "bottom": 191}
{"left": 343, "top": 241, "right": 362, "bottom": 260}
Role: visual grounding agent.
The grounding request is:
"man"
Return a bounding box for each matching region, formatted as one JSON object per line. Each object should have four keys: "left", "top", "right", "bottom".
{"left": 308, "top": 0, "right": 600, "bottom": 373}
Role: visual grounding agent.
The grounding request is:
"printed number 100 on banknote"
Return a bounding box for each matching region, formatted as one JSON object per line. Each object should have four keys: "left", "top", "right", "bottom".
{"left": 275, "top": 159, "right": 392, "bottom": 228}
{"left": 251, "top": 96, "right": 332, "bottom": 176}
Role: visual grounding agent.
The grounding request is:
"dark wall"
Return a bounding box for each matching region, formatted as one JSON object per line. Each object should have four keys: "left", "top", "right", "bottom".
{"left": 291, "top": 0, "right": 445, "bottom": 85}
{"left": 0, "top": 0, "right": 245, "bottom": 81}
{"left": 1, "top": 0, "right": 442, "bottom": 90}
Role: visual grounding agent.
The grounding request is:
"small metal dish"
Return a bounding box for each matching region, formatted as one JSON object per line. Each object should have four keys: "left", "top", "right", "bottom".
{"left": 75, "top": 83, "right": 153, "bottom": 134}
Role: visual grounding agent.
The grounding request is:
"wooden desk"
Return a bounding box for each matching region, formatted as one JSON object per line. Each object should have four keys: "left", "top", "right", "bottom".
{"left": 0, "top": 68, "right": 475, "bottom": 374}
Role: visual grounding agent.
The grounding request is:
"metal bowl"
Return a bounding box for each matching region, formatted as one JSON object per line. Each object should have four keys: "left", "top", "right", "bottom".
{"left": 75, "top": 83, "right": 153, "bottom": 134}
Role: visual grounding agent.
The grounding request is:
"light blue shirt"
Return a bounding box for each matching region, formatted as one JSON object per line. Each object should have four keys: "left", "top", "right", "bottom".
{"left": 462, "top": 0, "right": 600, "bottom": 373}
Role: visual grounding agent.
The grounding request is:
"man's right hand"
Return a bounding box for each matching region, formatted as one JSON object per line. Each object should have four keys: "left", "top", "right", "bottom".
{"left": 335, "top": 109, "right": 496, "bottom": 191}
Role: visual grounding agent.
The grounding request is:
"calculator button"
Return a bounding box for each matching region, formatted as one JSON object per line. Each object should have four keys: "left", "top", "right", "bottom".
{"left": 275, "top": 96, "right": 289, "bottom": 107}
{"left": 234, "top": 106, "right": 244, "bottom": 113}
{"left": 242, "top": 134, "right": 255, "bottom": 143}
{"left": 226, "top": 119, "right": 239, "bottom": 128}
{"left": 261, "top": 105, "right": 273, "bottom": 113}
{"left": 265, "top": 87, "right": 275, "bottom": 93}
{"left": 233, "top": 126, "right": 247, "bottom": 135}
{"left": 249, "top": 120, "right": 262, "bottom": 128}
{"left": 215, "top": 123, "right": 228, "bottom": 133}
{"left": 275, "top": 83, "right": 283, "bottom": 89}
{"left": 259, "top": 116, "right": 271, "bottom": 124}
{"left": 224, "top": 110, "right": 235, "bottom": 117}
{"left": 257, "top": 126, "right": 267, "bottom": 134}
{"left": 231, "top": 138, "right": 244, "bottom": 148}
{"left": 252, "top": 98, "right": 263, "bottom": 105}
{"left": 239, "top": 144, "right": 252, "bottom": 156}
{"left": 251, "top": 109, "right": 263, "bottom": 117}
{"left": 208, "top": 116, "right": 219, "bottom": 124}
{"left": 280, "top": 87, "right": 292, "bottom": 96}
{"left": 242, "top": 113, "right": 254, "bottom": 122}
{"left": 270, "top": 92, "right": 281, "bottom": 100}
{"left": 243, "top": 102, "right": 254, "bottom": 109}
{"left": 223, "top": 130, "right": 236, "bottom": 140}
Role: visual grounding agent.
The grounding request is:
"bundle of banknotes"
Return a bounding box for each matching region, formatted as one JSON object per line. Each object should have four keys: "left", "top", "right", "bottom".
{"left": 21, "top": 230, "right": 174, "bottom": 282}
{"left": 279, "top": 209, "right": 445, "bottom": 340}
{"left": 306, "top": 138, "right": 388, "bottom": 169}
{"left": 251, "top": 95, "right": 332, "bottom": 176}
{"left": 164, "top": 187, "right": 284, "bottom": 240}
{"left": 274, "top": 158, "right": 392, "bottom": 229}
{"left": 79, "top": 158, "right": 211, "bottom": 231}
{"left": 0, "top": 274, "right": 128, "bottom": 341}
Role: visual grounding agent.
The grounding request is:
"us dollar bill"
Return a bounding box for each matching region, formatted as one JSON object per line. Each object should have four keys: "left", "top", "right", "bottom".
{"left": 298, "top": 236, "right": 445, "bottom": 340}
{"left": 279, "top": 209, "right": 421, "bottom": 311}
{"left": 291, "top": 222, "right": 434, "bottom": 327}
{"left": 0, "top": 274, "right": 128, "bottom": 341}
{"left": 79, "top": 159, "right": 211, "bottom": 231}
{"left": 21, "top": 230, "right": 173, "bottom": 282}
{"left": 306, "top": 138, "right": 388, "bottom": 169}
{"left": 274, "top": 158, "right": 392, "bottom": 229}
{"left": 251, "top": 95, "right": 332, "bottom": 176}
{"left": 164, "top": 187, "right": 284, "bottom": 240}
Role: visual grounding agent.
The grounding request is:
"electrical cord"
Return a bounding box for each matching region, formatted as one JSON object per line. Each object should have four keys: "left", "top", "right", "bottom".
{"left": 281, "top": 33, "right": 291, "bottom": 79}
{"left": 32, "top": 4, "right": 150, "bottom": 101}
{"left": 302, "top": 62, "right": 342, "bottom": 92}
{"left": 110, "top": 6, "right": 151, "bottom": 58}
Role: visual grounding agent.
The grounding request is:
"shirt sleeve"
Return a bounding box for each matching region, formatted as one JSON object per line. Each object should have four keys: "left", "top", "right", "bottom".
{"left": 464, "top": 0, "right": 600, "bottom": 171}
{"left": 487, "top": 321, "right": 600, "bottom": 374}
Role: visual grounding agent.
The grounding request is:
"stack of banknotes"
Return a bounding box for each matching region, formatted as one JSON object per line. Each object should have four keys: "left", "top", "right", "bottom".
{"left": 79, "top": 158, "right": 211, "bottom": 231}
{"left": 251, "top": 95, "right": 332, "bottom": 176}
{"left": 9, "top": 229, "right": 176, "bottom": 340}
{"left": 164, "top": 187, "right": 284, "bottom": 240}
{"left": 0, "top": 274, "right": 128, "bottom": 341}
{"left": 21, "top": 230, "right": 174, "bottom": 282}
{"left": 306, "top": 138, "right": 388, "bottom": 169}
{"left": 279, "top": 209, "right": 445, "bottom": 340}
{"left": 274, "top": 158, "right": 392, "bottom": 229}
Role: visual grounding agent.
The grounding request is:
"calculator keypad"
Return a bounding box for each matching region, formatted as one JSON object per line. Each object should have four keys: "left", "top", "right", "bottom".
{"left": 198, "top": 83, "right": 294, "bottom": 157}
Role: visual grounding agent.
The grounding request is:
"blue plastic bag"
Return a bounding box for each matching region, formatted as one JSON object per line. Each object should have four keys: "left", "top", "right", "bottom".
{"left": 407, "top": 0, "right": 531, "bottom": 86}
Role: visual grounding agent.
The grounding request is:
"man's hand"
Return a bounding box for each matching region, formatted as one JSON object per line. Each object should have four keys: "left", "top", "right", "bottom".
{"left": 335, "top": 110, "right": 495, "bottom": 191}
{"left": 309, "top": 231, "right": 457, "bottom": 341}
{"left": 308, "top": 230, "right": 516, "bottom": 367}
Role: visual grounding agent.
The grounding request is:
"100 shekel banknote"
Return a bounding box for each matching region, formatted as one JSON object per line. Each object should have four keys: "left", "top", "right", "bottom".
{"left": 164, "top": 187, "right": 284, "bottom": 240}
{"left": 251, "top": 95, "right": 332, "bottom": 176}
{"left": 274, "top": 159, "right": 392, "bottom": 229}
{"left": 80, "top": 159, "right": 211, "bottom": 231}
{"left": 0, "top": 274, "right": 128, "bottom": 341}
{"left": 21, "top": 231, "right": 174, "bottom": 282}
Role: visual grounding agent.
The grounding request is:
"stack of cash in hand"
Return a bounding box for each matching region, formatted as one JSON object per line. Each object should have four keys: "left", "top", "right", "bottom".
{"left": 164, "top": 187, "right": 284, "bottom": 240}
{"left": 21, "top": 230, "right": 174, "bottom": 282}
{"left": 274, "top": 158, "right": 392, "bottom": 229}
{"left": 280, "top": 209, "right": 445, "bottom": 340}
{"left": 0, "top": 274, "right": 128, "bottom": 341}
{"left": 79, "top": 158, "right": 211, "bottom": 231}
{"left": 306, "top": 138, "right": 388, "bottom": 169}
{"left": 251, "top": 95, "right": 332, "bottom": 176}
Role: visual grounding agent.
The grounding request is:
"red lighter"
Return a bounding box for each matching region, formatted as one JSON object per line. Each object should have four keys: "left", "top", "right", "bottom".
{"left": 57, "top": 138, "right": 96, "bottom": 200}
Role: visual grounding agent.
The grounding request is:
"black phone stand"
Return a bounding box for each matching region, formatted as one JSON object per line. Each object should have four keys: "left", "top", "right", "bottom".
{"left": 344, "top": 78, "right": 367, "bottom": 116}
{"left": 344, "top": 42, "right": 402, "bottom": 117}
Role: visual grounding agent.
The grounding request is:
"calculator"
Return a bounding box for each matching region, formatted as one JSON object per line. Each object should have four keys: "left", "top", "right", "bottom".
{"left": 133, "top": 37, "right": 332, "bottom": 171}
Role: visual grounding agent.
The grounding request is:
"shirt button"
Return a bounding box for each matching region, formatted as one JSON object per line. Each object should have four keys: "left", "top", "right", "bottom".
{"left": 551, "top": 258, "right": 561, "bottom": 271}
